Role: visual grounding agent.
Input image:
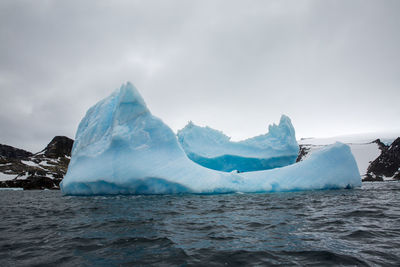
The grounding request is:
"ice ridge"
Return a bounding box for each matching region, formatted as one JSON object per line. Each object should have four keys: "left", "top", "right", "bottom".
{"left": 177, "top": 115, "right": 299, "bottom": 172}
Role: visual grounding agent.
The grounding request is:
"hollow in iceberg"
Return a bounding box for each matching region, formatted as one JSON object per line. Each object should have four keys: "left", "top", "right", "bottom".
{"left": 177, "top": 115, "right": 299, "bottom": 172}
{"left": 60, "top": 83, "right": 361, "bottom": 195}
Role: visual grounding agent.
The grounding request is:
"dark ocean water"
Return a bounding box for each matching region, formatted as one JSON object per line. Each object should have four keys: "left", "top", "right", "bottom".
{"left": 1, "top": 182, "right": 399, "bottom": 266}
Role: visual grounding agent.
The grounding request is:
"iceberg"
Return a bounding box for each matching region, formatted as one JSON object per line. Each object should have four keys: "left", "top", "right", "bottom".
{"left": 61, "top": 82, "right": 361, "bottom": 195}
{"left": 177, "top": 116, "right": 299, "bottom": 172}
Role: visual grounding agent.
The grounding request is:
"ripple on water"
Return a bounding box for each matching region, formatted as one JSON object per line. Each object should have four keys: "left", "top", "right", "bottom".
{"left": 0, "top": 182, "right": 399, "bottom": 266}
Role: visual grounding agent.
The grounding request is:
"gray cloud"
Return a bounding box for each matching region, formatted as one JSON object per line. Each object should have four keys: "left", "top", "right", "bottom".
{"left": 1, "top": 0, "right": 399, "bottom": 152}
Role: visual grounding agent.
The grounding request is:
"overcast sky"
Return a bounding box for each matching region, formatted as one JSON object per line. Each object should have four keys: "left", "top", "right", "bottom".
{"left": 1, "top": 0, "right": 399, "bottom": 152}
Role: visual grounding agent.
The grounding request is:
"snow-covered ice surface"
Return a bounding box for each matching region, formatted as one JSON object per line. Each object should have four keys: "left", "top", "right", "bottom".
{"left": 39, "top": 161, "right": 53, "bottom": 167}
{"left": 298, "top": 133, "right": 398, "bottom": 146}
{"left": 383, "top": 175, "right": 397, "bottom": 181}
{"left": 61, "top": 83, "right": 361, "bottom": 195}
{"left": 298, "top": 133, "right": 400, "bottom": 179}
{"left": 0, "top": 172, "right": 16, "bottom": 181}
{"left": 16, "top": 172, "right": 30, "bottom": 180}
{"left": 349, "top": 143, "right": 381, "bottom": 176}
{"left": 21, "top": 160, "right": 39, "bottom": 167}
{"left": 299, "top": 143, "right": 381, "bottom": 177}
{"left": 177, "top": 115, "right": 299, "bottom": 172}
{"left": 39, "top": 159, "right": 58, "bottom": 167}
{"left": 0, "top": 187, "right": 22, "bottom": 190}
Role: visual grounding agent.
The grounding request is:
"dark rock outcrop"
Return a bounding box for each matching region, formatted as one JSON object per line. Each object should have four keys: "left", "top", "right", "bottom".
{"left": 0, "top": 176, "right": 60, "bottom": 190}
{"left": 372, "top": 138, "right": 388, "bottom": 152}
{"left": 364, "top": 137, "right": 400, "bottom": 181}
{"left": 0, "top": 144, "right": 33, "bottom": 159}
{"left": 296, "top": 145, "right": 311, "bottom": 162}
{"left": 0, "top": 136, "right": 73, "bottom": 190}
{"left": 42, "top": 136, "right": 74, "bottom": 158}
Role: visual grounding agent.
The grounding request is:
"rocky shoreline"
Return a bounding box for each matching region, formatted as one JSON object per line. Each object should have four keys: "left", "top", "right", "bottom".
{"left": 0, "top": 136, "right": 73, "bottom": 190}
{"left": 364, "top": 138, "right": 400, "bottom": 181}
{"left": 0, "top": 136, "right": 399, "bottom": 190}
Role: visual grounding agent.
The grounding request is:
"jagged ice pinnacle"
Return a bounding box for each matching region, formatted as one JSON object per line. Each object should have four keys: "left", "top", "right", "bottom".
{"left": 61, "top": 82, "right": 361, "bottom": 195}
{"left": 177, "top": 115, "right": 299, "bottom": 172}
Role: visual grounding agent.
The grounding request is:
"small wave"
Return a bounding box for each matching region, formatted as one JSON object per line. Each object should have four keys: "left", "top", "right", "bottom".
{"left": 246, "top": 222, "right": 265, "bottom": 228}
{"left": 283, "top": 250, "right": 369, "bottom": 266}
{"left": 342, "top": 209, "right": 386, "bottom": 218}
{"left": 1, "top": 183, "right": 400, "bottom": 266}
{"left": 343, "top": 229, "right": 382, "bottom": 239}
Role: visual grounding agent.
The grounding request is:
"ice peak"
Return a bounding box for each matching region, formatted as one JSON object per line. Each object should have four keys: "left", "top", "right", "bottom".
{"left": 186, "top": 121, "right": 194, "bottom": 128}
{"left": 118, "top": 82, "right": 146, "bottom": 106}
{"left": 114, "top": 82, "right": 149, "bottom": 125}
{"left": 279, "top": 114, "right": 291, "bottom": 125}
{"left": 268, "top": 114, "right": 296, "bottom": 140}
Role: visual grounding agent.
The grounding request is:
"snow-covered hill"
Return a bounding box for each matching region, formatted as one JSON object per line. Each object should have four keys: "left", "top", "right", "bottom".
{"left": 0, "top": 136, "right": 73, "bottom": 189}
{"left": 297, "top": 133, "right": 400, "bottom": 181}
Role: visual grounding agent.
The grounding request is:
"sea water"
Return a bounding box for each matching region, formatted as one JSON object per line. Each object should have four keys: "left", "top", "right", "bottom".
{"left": 1, "top": 182, "right": 399, "bottom": 266}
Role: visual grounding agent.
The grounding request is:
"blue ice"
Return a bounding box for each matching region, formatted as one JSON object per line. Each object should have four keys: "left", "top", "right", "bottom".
{"left": 177, "top": 115, "right": 299, "bottom": 172}
{"left": 61, "top": 83, "right": 361, "bottom": 195}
